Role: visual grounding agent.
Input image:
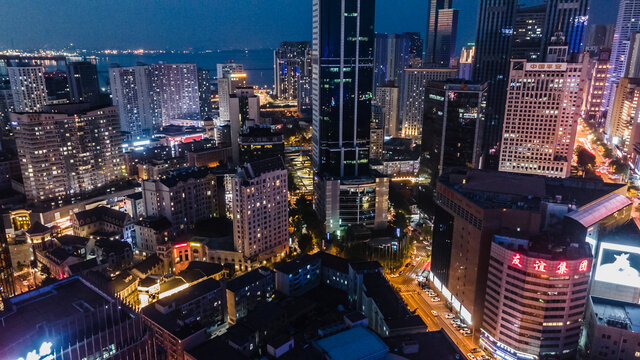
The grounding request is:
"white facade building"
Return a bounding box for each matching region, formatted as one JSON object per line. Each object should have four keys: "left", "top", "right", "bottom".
{"left": 232, "top": 157, "right": 288, "bottom": 260}
{"left": 499, "top": 58, "right": 587, "bottom": 178}
{"left": 8, "top": 66, "right": 48, "bottom": 113}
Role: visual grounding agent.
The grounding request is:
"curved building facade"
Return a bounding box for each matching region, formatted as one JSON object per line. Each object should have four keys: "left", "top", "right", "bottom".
{"left": 481, "top": 235, "right": 592, "bottom": 360}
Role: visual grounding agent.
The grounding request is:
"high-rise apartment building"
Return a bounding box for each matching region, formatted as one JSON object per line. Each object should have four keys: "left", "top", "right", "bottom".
{"left": 67, "top": 61, "right": 101, "bottom": 105}
{"left": 197, "top": 68, "right": 213, "bottom": 119}
{"left": 425, "top": 0, "right": 453, "bottom": 67}
{"left": 229, "top": 87, "right": 261, "bottom": 164}
{"left": 603, "top": 0, "right": 640, "bottom": 114}
{"left": 7, "top": 66, "right": 48, "bottom": 112}
{"left": 152, "top": 63, "right": 200, "bottom": 124}
{"left": 481, "top": 235, "right": 592, "bottom": 360}
{"left": 400, "top": 68, "right": 458, "bottom": 139}
{"left": 142, "top": 166, "right": 224, "bottom": 233}
{"left": 274, "top": 41, "right": 310, "bottom": 100}
{"left": 584, "top": 50, "right": 611, "bottom": 125}
{"left": 12, "top": 104, "right": 125, "bottom": 206}
{"left": 586, "top": 23, "right": 616, "bottom": 50}
{"left": 422, "top": 80, "right": 486, "bottom": 180}
{"left": 232, "top": 157, "right": 288, "bottom": 259}
{"left": 217, "top": 64, "right": 247, "bottom": 125}
{"left": 499, "top": 57, "right": 587, "bottom": 178}
{"left": 607, "top": 78, "right": 640, "bottom": 160}
{"left": 373, "top": 85, "right": 400, "bottom": 138}
{"left": 109, "top": 64, "right": 158, "bottom": 137}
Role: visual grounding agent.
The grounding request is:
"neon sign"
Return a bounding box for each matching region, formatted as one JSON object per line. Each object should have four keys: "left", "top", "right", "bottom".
{"left": 533, "top": 260, "right": 547, "bottom": 272}
{"left": 579, "top": 259, "right": 589, "bottom": 272}
{"left": 556, "top": 261, "right": 569, "bottom": 275}
{"left": 511, "top": 254, "right": 523, "bottom": 268}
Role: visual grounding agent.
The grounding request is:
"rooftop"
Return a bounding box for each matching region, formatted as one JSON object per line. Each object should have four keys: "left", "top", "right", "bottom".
{"left": 591, "top": 296, "right": 640, "bottom": 333}
{"left": 73, "top": 206, "right": 129, "bottom": 227}
{"left": 566, "top": 193, "right": 632, "bottom": 228}
{"left": 154, "top": 166, "right": 224, "bottom": 188}
{"left": 314, "top": 326, "right": 388, "bottom": 360}
{"left": 314, "top": 252, "right": 350, "bottom": 273}
{"left": 0, "top": 277, "right": 117, "bottom": 357}
{"left": 385, "top": 329, "right": 466, "bottom": 360}
{"left": 438, "top": 168, "right": 626, "bottom": 210}
{"left": 493, "top": 232, "right": 592, "bottom": 261}
{"left": 137, "top": 216, "right": 172, "bottom": 232}
{"left": 238, "top": 156, "right": 286, "bottom": 180}
{"left": 131, "top": 254, "right": 163, "bottom": 275}
{"left": 25, "top": 221, "right": 52, "bottom": 235}
{"left": 227, "top": 266, "right": 273, "bottom": 293}
{"left": 275, "top": 254, "right": 320, "bottom": 275}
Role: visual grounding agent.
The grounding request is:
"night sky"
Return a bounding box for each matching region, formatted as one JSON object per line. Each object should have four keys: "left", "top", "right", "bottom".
{"left": 0, "top": 0, "right": 618, "bottom": 51}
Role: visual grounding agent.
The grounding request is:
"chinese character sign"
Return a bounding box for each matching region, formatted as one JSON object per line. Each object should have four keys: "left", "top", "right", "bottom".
{"left": 556, "top": 261, "right": 569, "bottom": 275}
{"left": 533, "top": 260, "right": 547, "bottom": 272}
{"left": 512, "top": 254, "right": 523, "bottom": 268}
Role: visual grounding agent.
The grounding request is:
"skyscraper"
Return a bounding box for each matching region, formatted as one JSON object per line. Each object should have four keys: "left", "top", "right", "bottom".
{"left": 67, "top": 60, "right": 101, "bottom": 105}
{"left": 543, "top": 0, "right": 589, "bottom": 55}
{"left": 232, "top": 157, "right": 288, "bottom": 259}
{"left": 12, "top": 104, "right": 126, "bottom": 206}
{"left": 584, "top": 50, "right": 610, "bottom": 124}
{"left": 607, "top": 78, "right": 640, "bottom": 160}
{"left": 274, "top": 41, "right": 310, "bottom": 100}
{"left": 217, "top": 63, "right": 247, "bottom": 125}
{"left": 312, "top": 0, "right": 388, "bottom": 233}
{"left": 458, "top": 43, "right": 475, "bottom": 80}
{"left": 498, "top": 57, "right": 587, "bottom": 178}
{"left": 312, "top": 0, "right": 374, "bottom": 178}
{"left": 422, "top": 80, "right": 487, "bottom": 180}
{"left": 511, "top": 4, "right": 546, "bottom": 61}
{"left": 473, "top": 0, "right": 518, "bottom": 168}
{"left": 433, "top": 9, "right": 458, "bottom": 68}
{"left": 400, "top": 67, "right": 458, "bottom": 139}
{"left": 603, "top": 0, "right": 640, "bottom": 114}
{"left": 7, "top": 66, "right": 48, "bottom": 112}
{"left": 425, "top": 0, "right": 453, "bottom": 66}
{"left": 373, "top": 32, "right": 423, "bottom": 89}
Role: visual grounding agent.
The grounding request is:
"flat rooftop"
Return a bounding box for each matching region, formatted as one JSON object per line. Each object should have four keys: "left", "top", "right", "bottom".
{"left": 591, "top": 296, "right": 640, "bottom": 333}
{"left": 438, "top": 168, "right": 626, "bottom": 210}
{"left": 0, "top": 277, "right": 117, "bottom": 357}
{"left": 314, "top": 326, "right": 388, "bottom": 360}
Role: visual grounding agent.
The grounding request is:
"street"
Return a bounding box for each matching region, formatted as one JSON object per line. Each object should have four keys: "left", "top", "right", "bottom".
{"left": 389, "top": 258, "right": 478, "bottom": 358}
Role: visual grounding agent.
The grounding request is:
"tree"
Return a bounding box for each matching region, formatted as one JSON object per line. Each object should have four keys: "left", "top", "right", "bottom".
{"left": 392, "top": 211, "right": 408, "bottom": 231}
{"left": 298, "top": 233, "right": 314, "bottom": 254}
{"left": 40, "top": 264, "right": 51, "bottom": 277}
{"left": 611, "top": 159, "right": 630, "bottom": 177}
{"left": 575, "top": 146, "right": 596, "bottom": 169}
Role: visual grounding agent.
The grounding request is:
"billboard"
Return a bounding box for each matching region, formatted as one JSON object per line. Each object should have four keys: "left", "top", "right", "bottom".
{"left": 595, "top": 243, "right": 640, "bottom": 288}
{"left": 525, "top": 62, "right": 567, "bottom": 71}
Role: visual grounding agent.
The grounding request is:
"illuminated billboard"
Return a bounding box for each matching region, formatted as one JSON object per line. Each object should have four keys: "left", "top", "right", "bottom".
{"left": 595, "top": 243, "right": 640, "bottom": 288}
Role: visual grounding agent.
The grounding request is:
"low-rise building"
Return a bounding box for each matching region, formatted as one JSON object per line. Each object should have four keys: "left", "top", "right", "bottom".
{"left": 226, "top": 266, "right": 275, "bottom": 324}
{"left": 274, "top": 254, "right": 321, "bottom": 296}
{"left": 143, "top": 278, "right": 227, "bottom": 360}
{"left": 133, "top": 216, "right": 172, "bottom": 256}
{"left": 72, "top": 206, "right": 130, "bottom": 239}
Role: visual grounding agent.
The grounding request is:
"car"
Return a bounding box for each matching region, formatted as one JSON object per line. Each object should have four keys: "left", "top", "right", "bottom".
{"left": 445, "top": 313, "right": 455, "bottom": 319}
{"left": 467, "top": 354, "right": 476, "bottom": 360}
{"left": 478, "top": 356, "right": 490, "bottom": 360}
{"left": 399, "top": 270, "right": 404, "bottom": 275}
{"left": 463, "top": 332, "right": 472, "bottom": 337}
{"left": 451, "top": 319, "right": 461, "bottom": 324}
{"left": 470, "top": 348, "right": 482, "bottom": 353}
{"left": 431, "top": 310, "right": 438, "bottom": 317}
{"left": 428, "top": 292, "right": 437, "bottom": 297}
{"left": 432, "top": 297, "right": 440, "bottom": 302}
{"left": 405, "top": 263, "right": 411, "bottom": 268}
{"left": 458, "top": 324, "right": 468, "bottom": 328}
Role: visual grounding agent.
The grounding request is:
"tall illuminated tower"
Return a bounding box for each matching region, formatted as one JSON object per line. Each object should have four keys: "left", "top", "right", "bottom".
{"left": 312, "top": 0, "right": 388, "bottom": 233}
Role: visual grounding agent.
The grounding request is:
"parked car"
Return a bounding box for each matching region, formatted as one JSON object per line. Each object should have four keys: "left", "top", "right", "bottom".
{"left": 467, "top": 354, "right": 476, "bottom": 360}
{"left": 432, "top": 297, "right": 440, "bottom": 302}
{"left": 445, "top": 313, "right": 455, "bottom": 319}
{"left": 431, "top": 310, "right": 438, "bottom": 317}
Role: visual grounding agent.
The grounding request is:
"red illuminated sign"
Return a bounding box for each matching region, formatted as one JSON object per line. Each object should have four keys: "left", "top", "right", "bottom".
{"left": 533, "top": 260, "right": 547, "bottom": 272}
{"left": 174, "top": 243, "right": 188, "bottom": 248}
{"left": 512, "top": 254, "right": 523, "bottom": 268}
{"left": 556, "top": 261, "right": 569, "bottom": 275}
{"left": 578, "top": 259, "right": 589, "bottom": 272}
